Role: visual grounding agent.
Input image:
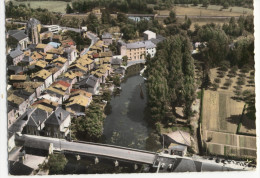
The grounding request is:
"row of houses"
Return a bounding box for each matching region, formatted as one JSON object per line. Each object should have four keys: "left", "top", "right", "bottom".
{"left": 7, "top": 18, "right": 115, "bottom": 147}
{"left": 6, "top": 19, "right": 80, "bottom": 142}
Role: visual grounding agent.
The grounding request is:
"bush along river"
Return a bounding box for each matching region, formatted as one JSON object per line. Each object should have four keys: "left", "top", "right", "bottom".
{"left": 62, "top": 64, "right": 162, "bottom": 174}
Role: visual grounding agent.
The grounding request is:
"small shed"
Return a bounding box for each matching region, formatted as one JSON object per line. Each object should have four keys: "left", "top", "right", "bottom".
{"left": 168, "top": 143, "right": 187, "bottom": 156}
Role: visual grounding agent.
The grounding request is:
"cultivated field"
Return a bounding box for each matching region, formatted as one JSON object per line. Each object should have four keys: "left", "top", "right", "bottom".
{"left": 11, "top": 0, "right": 70, "bottom": 13}
{"left": 156, "top": 4, "right": 253, "bottom": 16}
{"left": 209, "top": 68, "right": 255, "bottom": 93}
{"left": 205, "top": 131, "right": 256, "bottom": 157}
{"left": 202, "top": 90, "right": 244, "bottom": 133}
{"left": 201, "top": 68, "right": 256, "bottom": 158}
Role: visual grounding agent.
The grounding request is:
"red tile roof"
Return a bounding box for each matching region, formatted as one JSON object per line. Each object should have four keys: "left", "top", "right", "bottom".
{"left": 53, "top": 80, "right": 71, "bottom": 88}
{"left": 93, "top": 53, "right": 99, "bottom": 58}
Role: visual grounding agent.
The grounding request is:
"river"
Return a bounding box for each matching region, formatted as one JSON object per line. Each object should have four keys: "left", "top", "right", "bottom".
{"left": 63, "top": 73, "right": 162, "bottom": 174}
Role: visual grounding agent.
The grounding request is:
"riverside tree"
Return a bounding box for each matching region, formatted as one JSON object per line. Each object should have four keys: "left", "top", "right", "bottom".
{"left": 147, "top": 34, "right": 196, "bottom": 123}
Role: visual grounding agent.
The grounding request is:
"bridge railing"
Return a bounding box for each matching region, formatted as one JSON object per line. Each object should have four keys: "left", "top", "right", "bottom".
{"left": 71, "top": 140, "right": 156, "bottom": 154}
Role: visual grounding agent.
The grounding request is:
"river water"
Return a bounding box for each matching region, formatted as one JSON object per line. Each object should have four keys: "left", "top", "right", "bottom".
{"left": 103, "top": 74, "right": 161, "bottom": 151}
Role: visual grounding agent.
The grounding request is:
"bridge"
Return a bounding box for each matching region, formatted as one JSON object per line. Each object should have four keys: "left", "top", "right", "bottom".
{"left": 123, "top": 59, "right": 146, "bottom": 69}
{"left": 15, "top": 134, "right": 157, "bottom": 165}
{"left": 14, "top": 134, "right": 250, "bottom": 172}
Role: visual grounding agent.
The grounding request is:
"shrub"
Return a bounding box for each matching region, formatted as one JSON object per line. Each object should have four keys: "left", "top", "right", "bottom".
{"left": 218, "top": 66, "right": 228, "bottom": 72}
{"left": 248, "top": 79, "right": 254, "bottom": 84}
{"left": 241, "top": 65, "right": 251, "bottom": 73}
{"left": 234, "top": 85, "right": 242, "bottom": 91}
{"left": 237, "top": 77, "right": 245, "bottom": 85}
{"left": 214, "top": 78, "right": 221, "bottom": 83}
{"left": 224, "top": 79, "right": 232, "bottom": 87}
{"left": 218, "top": 71, "right": 225, "bottom": 78}
{"left": 212, "top": 83, "right": 219, "bottom": 91}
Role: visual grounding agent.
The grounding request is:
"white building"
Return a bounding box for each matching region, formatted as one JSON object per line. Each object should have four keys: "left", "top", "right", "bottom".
{"left": 143, "top": 30, "right": 156, "bottom": 40}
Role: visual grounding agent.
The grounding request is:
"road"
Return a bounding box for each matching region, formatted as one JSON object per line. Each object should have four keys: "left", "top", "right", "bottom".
{"left": 17, "top": 134, "right": 157, "bottom": 164}
{"left": 80, "top": 32, "right": 99, "bottom": 56}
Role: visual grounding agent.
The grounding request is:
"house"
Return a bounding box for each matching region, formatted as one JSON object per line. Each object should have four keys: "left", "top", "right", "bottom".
{"left": 9, "top": 75, "right": 27, "bottom": 84}
{"left": 99, "top": 51, "right": 112, "bottom": 59}
{"left": 8, "top": 105, "right": 16, "bottom": 128}
{"left": 12, "top": 82, "right": 45, "bottom": 98}
{"left": 40, "top": 31, "right": 53, "bottom": 44}
{"left": 21, "top": 56, "right": 34, "bottom": 66}
{"left": 45, "top": 54, "right": 54, "bottom": 63}
{"left": 7, "top": 30, "right": 29, "bottom": 50}
{"left": 102, "top": 32, "right": 113, "bottom": 46}
{"left": 8, "top": 94, "right": 28, "bottom": 116}
{"left": 79, "top": 75, "right": 100, "bottom": 95}
{"left": 76, "top": 56, "right": 94, "bottom": 70}
{"left": 44, "top": 107, "right": 71, "bottom": 139}
{"left": 54, "top": 80, "right": 72, "bottom": 93}
{"left": 125, "top": 40, "right": 156, "bottom": 60}
{"left": 61, "top": 39, "right": 75, "bottom": 47}
{"left": 92, "top": 7, "right": 101, "bottom": 14}
{"left": 51, "top": 56, "right": 69, "bottom": 73}
{"left": 35, "top": 43, "right": 53, "bottom": 53}
{"left": 35, "top": 60, "right": 48, "bottom": 70}
{"left": 66, "top": 89, "right": 92, "bottom": 113}
{"left": 27, "top": 44, "right": 37, "bottom": 52}
{"left": 46, "top": 47, "right": 64, "bottom": 56}
{"left": 68, "top": 63, "right": 88, "bottom": 73}
{"left": 60, "top": 71, "right": 79, "bottom": 85}
{"left": 46, "top": 81, "right": 70, "bottom": 102}
{"left": 31, "top": 69, "right": 53, "bottom": 88}
{"left": 143, "top": 30, "right": 156, "bottom": 40}
{"left": 13, "top": 89, "right": 36, "bottom": 105}
{"left": 48, "top": 66, "right": 62, "bottom": 82}
{"left": 64, "top": 45, "right": 78, "bottom": 65}
{"left": 24, "top": 108, "right": 50, "bottom": 136}
{"left": 150, "top": 34, "right": 165, "bottom": 45}
{"left": 8, "top": 132, "right": 16, "bottom": 152}
{"left": 26, "top": 18, "right": 41, "bottom": 44}
{"left": 38, "top": 94, "right": 62, "bottom": 104}
{"left": 8, "top": 65, "right": 23, "bottom": 75}
{"left": 30, "top": 51, "right": 44, "bottom": 61}
{"left": 111, "top": 56, "right": 123, "bottom": 68}
{"left": 32, "top": 99, "right": 59, "bottom": 113}
{"left": 91, "top": 64, "right": 111, "bottom": 83}
{"left": 7, "top": 48, "right": 24, "bottom": 66}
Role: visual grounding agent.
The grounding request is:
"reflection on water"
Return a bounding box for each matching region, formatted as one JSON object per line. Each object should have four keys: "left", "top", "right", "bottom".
{"left": 103, "top": 75, "right": 161, "bottom": 151}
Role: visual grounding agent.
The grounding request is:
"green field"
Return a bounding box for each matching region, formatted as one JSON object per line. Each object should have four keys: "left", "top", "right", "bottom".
{"left": 10, "top": 0, "right": 70, "bottom": 13}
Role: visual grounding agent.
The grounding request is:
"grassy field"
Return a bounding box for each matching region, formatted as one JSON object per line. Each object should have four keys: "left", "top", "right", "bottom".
{"left": 201, "top": 67, "right": 256, "bottom": 158}
{"left": 10, "top": 0, "right": 70, "bottom": 13}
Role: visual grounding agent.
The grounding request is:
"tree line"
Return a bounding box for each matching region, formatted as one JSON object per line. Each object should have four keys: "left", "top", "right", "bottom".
{"left": 146, "top": 34, "right": 196, "bottom": 125}
{"left": 67, "top": 0, "right": 154, "bottom": 14}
